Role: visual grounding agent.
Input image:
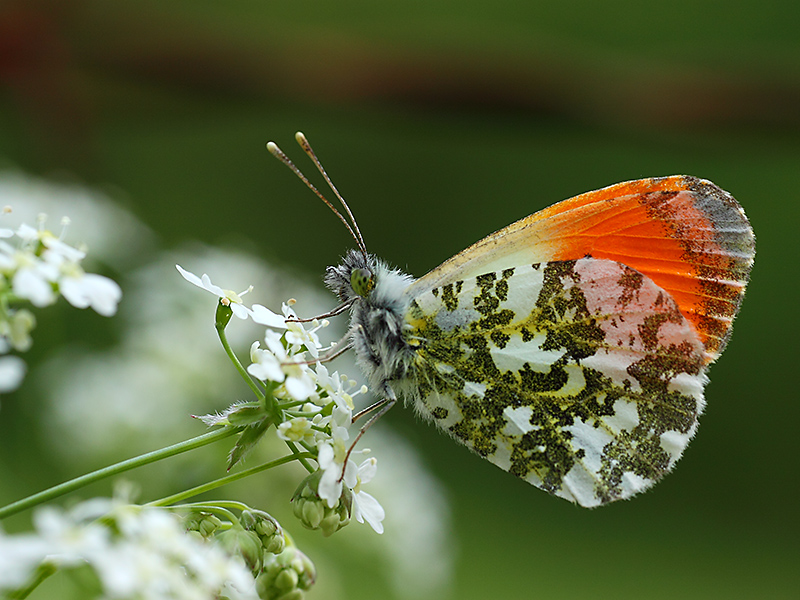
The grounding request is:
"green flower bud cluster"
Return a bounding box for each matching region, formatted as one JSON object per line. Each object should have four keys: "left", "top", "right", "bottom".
{"left": 219, "top": 527, "right": 265, "bottom": 573}
{"left": 256, "top": 546, "right": 316, "bottom": 600}
{"left": 292, "top": 471, "right": 352, "bottom": 537}
{"left": 241, "top": 509, "right": 286, "bottom": 555}
{"left": 217, "top": 509, "right": 288, "bottom": 574}
{"left": 183, "top": 512, "right": 223, "bottom": 541}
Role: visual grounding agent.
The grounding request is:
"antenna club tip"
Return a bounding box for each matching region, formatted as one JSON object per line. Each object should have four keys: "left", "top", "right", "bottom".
{"left": 295, "top": 131, "right": 307, "bottom": 144}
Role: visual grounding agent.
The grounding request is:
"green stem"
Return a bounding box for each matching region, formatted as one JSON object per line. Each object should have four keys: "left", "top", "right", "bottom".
{"left": 215, "top": 313, "right": 285, "bottom": 425}
{"left": 284, "top": 440, "right": 314, "bottom": 473}
{"left": 0, "top": 427, "right": 238, "bottom": 520}
{"left": 216, "top": 319, "right": 264, "bottom": 401}
{"left": 6, "top": 563, "right": 57, "bottom": 599}
{"left": 148, "top": 452, "right": 314, "bottom": 507}
{"left": 177, "top": 500, "right": 250, "bottom": 512}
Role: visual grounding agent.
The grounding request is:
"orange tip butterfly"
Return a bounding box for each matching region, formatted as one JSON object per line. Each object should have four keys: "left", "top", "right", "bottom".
{"left": 267, "top": 132, "right": 754, "bottom": 507}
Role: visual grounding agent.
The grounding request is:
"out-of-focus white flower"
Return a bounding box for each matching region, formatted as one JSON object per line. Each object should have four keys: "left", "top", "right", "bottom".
{"left": 0, "top": 355, "right": 26, "bottom": 393}
{"left": 60, "top": 272, "right": 122, "bottom": 317}
{"left": 0, "top": 217, "right": 122, "bottom": 316}
{"left": 0, "top": 499, "right": 259, "bottom": 600}
{"left": 11, "top": 264, "right": 56, "bottom": 307}
{"left": 0, "top": 210, "right": 122, "bottom": 395}
{"left": 0, "top": 171, "right": 154, "bottom": 269}
{"left": 0, "top": 309, "right": 35, "bottom": 352}
{"left": 354, "top": 428, "right": 455, "bottom": 599}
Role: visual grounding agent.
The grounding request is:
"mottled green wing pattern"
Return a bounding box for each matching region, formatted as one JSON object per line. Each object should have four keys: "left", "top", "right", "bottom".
{"left": 399, "top": 258, "right": 708, "bottom": 507}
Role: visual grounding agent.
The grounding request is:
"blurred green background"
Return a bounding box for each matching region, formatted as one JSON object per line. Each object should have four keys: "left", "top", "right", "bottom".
{"left": 1, "top": 0, "right": 798, "bottom": 598}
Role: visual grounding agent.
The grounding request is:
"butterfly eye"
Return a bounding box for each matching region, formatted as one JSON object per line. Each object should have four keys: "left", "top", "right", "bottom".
{"left": 350, "top": 267, "right": 375, "bottom": 297}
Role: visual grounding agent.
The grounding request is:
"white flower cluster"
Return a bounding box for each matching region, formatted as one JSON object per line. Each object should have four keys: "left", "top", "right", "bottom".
{"left": 0, "top": 212, "right": 122, "bottom": 393}
{"left": 178, "top": 266, "right": 385, "bottom": 534}
{"left": 0, "top": 499, "right": 258, "bottom": 599}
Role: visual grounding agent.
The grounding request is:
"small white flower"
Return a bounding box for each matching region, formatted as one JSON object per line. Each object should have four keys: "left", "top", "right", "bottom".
{"left": 284, "top": 319, "right": 325, "bottom": 359}
{"left": 314, "top": 364, "right": 358, "bottom": 413}
{"left": 276, "top": 417, "right": 315, "bottom": 443}
{"left": 351, "top": 458, "right": 385, "bottom": 534}
{"left": 317, "top": 405, "right": 357, "bottom": 508}
{"left": 247, "top": 330, "right": 316, "bottom": 401}
{"left": 247, "top": 340, "right": 284, "bottom": 382}
{"left": 0, "top": 218, "right": 122, "bottom": 317}
{"left": 176, "top": 264, "right": 253, "bottom": 320}
{"left": 41, "top": 234, "right": 86, "bottom": 263}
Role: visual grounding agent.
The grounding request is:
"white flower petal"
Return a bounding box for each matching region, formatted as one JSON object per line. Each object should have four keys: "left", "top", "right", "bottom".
{"left": 358, "top": 457, "right": 378, "bottom": 485}
{"left": 199, "top": 273, "right": 225, "bottom": 296}
{"left": 15, "top": 223, "right": 38, "bottom": 241}
{"left": 175, "top": 264, "right": 202, "bottom": 287}
{"left": 263, "top": 329, "right": 285, "bottom": 357}
{"left": 230, "top": 302, "right": 250, "bottom": 320}
{"left": 318, "top": 468, "right": 343, "bottom": 508}
{"left": 247, "top": 353, "right": 285, "bottom": 383}
{"left": 249, "top": 304, "right": 287, "bottom": 329}
{"left": 353, "top": 491, "right": 385, "bottom": 534}
{"left": 43, "top": 236, "right": 85, "bottom": 262}
{"left": 61, "top": 274, "right": 122, "bottom": 317}
{"left": 285, "top": 374, "right": 315, "bottom": 401}
{"left": 12, "top": 268, "right": 55, "bottom": 307}
{"left": 176, "top": 264, "right": 225, "bottom": 297}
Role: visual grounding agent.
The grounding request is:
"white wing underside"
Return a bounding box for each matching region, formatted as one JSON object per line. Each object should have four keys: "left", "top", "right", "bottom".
{"left": 400, "top": 258, "right": 707, "bottom": 507}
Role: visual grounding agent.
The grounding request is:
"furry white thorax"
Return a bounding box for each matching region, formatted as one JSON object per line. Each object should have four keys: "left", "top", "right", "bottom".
{"left": 324, "top": 250, "right": 417, "bottom": 398}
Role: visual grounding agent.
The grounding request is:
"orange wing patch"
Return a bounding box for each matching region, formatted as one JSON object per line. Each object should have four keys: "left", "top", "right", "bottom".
{"left": 412, "top": 176, "right": 754, "bottom": 363}
{"left": 530, "top": 176, "right": 754, "bottom": 361}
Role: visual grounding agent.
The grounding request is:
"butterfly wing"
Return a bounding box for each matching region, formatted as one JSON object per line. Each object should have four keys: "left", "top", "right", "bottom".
{"left": 400, "top": 258, "right": 707, "bottom": 507}
{"left": 407, "top": 176, "right": 754, "bottom": 362}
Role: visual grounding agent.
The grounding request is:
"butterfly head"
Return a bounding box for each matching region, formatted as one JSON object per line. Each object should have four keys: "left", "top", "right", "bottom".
{"left": 325, "top": 249, "right": 378, "bottom": 302}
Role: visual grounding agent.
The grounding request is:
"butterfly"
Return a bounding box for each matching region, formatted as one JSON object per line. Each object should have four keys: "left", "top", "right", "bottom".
{"left": 267, "top": 132, "right": 755, "bottom": 508}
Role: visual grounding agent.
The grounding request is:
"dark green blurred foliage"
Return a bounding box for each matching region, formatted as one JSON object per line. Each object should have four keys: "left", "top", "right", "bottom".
{"left": 1, "top": 1, "right": 798, "bottom": 598}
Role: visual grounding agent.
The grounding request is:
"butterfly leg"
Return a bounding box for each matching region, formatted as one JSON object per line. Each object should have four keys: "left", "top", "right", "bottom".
{"left": 337, "top": 389, "right": 397, "bottom": 483}
{"left": 352, "top": 398, "right": 392, "bottom": 423}
{"left": 279, "top": 334, "right": 354, "bottom": 369}
{"left": 285, "top": 299, "right": 353, "bottom": 323}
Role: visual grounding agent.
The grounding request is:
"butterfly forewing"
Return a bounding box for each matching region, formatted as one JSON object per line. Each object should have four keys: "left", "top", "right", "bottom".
{"left": 408, "top": 176, "right": 754, "bottom": 363}
{"left": 401, "top": 258, "right": 707, "bottom": 507}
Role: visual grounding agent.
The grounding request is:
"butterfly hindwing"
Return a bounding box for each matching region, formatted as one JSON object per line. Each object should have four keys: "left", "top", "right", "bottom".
{"left": 401, "top": 258, "right": 707, "bottom": 507}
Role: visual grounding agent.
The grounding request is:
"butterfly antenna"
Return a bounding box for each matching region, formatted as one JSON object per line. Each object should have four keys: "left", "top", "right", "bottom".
{"left": 293, "top": 132, "right": 368, "bottom": 258}
{"left": 267, "top": 139, "right": 365, "bottom": 255}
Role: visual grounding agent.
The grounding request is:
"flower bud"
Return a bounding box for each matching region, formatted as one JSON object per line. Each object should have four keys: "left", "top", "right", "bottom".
{"left": 215, "top": 300, "right": 233, "bottom": 330}
{"left": 218, "top": 528, "right": 264, "bottom": 573}
{"left": 240, "top": 509, "right": 285, "bottom": 555}
{"left": 198, "top": 514, "right": 223, "bottom": 538}
{"left": 291, "top": 471, "right": 352, "bottom": 537}
{"left": 256, "top": 546, "right": 316, "bottom": 600}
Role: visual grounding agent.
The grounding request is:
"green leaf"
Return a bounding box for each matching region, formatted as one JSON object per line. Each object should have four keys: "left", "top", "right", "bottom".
{"left": 227, "top": 417, "right": 272, "bottom": 471}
